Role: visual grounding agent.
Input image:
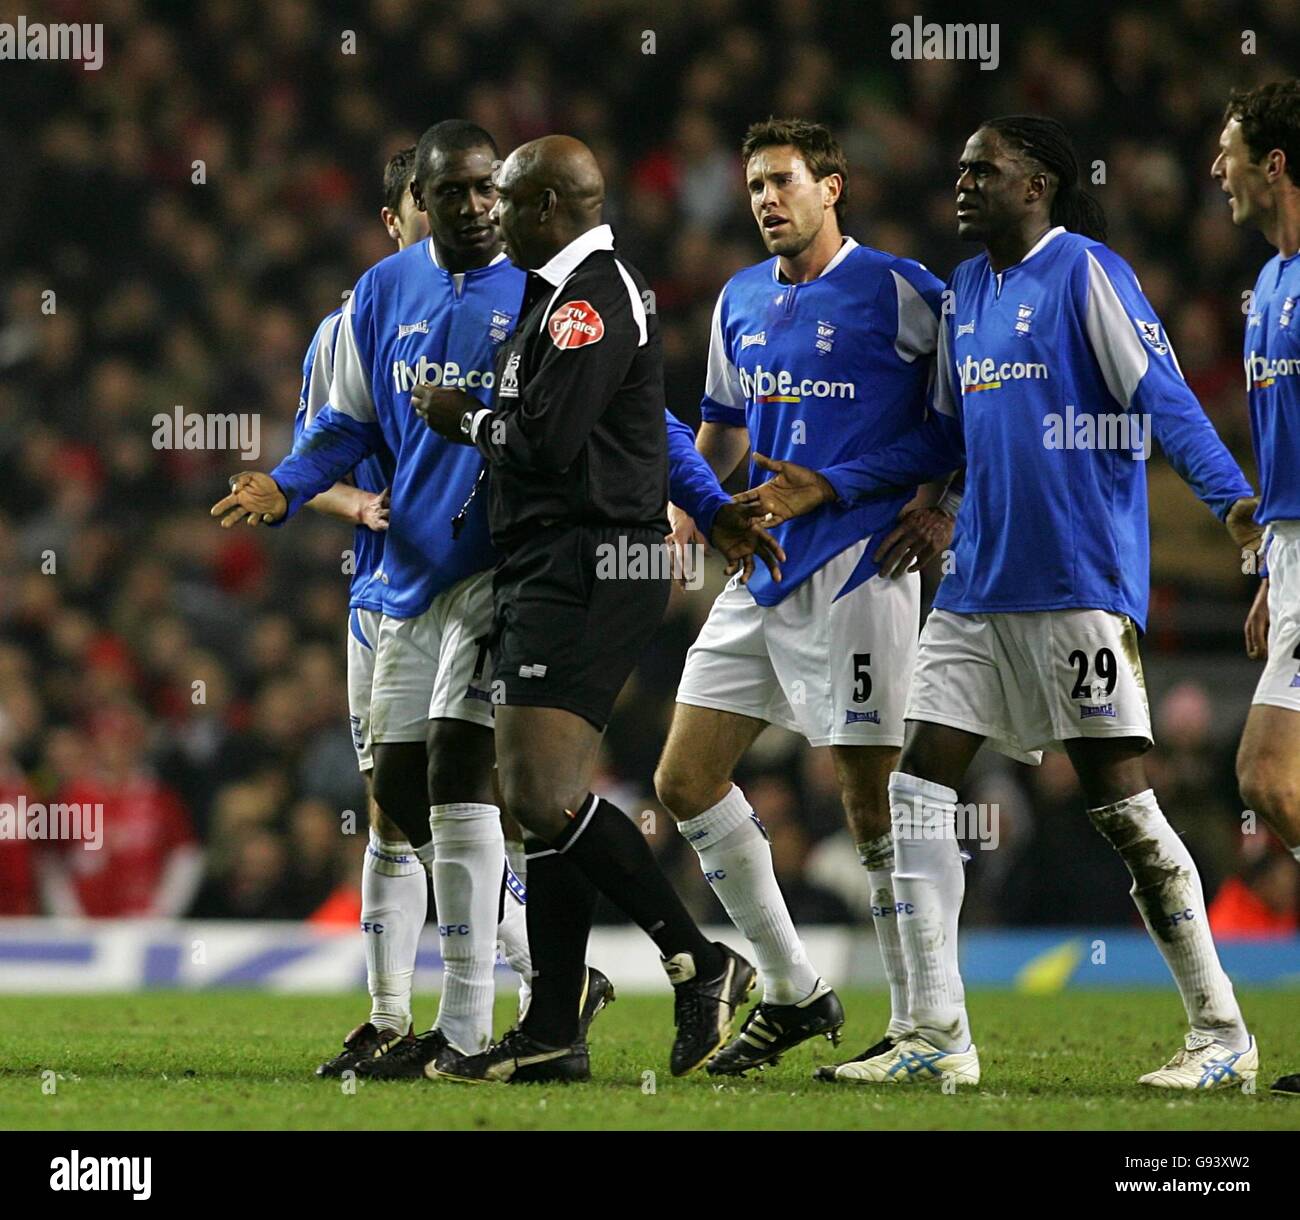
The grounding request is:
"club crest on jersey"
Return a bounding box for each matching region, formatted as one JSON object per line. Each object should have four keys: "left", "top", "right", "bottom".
{"left": 499, "top": 351, "right": 521, "bottom": 398}
{"left": 397, "top": 319, "right": 430, "bottom": 339}
{"left": 740, "top": 331, "right": 767, "bottom": 350}
{"left": 1281, "top": 297, "right": 1295, "bottom": 329}
{"left": 1137, "top": 320, "right": 1168, "bottom": 355}
{"left": 957, "top": 320, "right": 976, "bottom": 337}
{"left": 548, "top": 300, "right": 604, "bottom": 349}
{"left": 1014, "top": 304, "right": 1034, "bottom": 336}
{"left": 489, "top": 310, "right": 513, "bottom": 343}
{"left": 815, "top": 320, "right": 836, "bottom": 355}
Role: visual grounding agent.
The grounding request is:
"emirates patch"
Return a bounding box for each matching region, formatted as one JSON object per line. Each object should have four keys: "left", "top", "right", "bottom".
{"left": 548, "top": 300, "right": 605, "bottom": 349}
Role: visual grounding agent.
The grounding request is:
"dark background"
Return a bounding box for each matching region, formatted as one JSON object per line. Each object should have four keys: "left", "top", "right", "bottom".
{"left": 1, "top": 0, "right": 1297, "bottom": 933}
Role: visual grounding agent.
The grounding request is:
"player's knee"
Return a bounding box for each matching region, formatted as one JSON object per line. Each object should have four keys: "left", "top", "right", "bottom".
{"left": 370, "top": 756, "right": 427, "bottom": 841}
{"left": 369, "top": 804, "right": 406, "bottom": 843}
{"left": 426, "top": 721, "right": 494, "bottom": 805}
{"left": 1240, "top": 758, "right": 1300, "bottom": 822}
{"left": 652, "top": 761, "right": 707, "bottom": 819}
{"left": 496, "top": 769, "right": 576, "bottom": 840}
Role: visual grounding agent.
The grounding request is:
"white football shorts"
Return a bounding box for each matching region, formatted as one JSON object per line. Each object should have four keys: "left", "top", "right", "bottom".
{"left": 1252, "top": 520, "right": 1300, "bottom": 713}
{"left": 368, "top": 569, "right": 497, "bottom": 746}
{"left": 906, "top": 607, "right": 1153, "bottom": 765}
{"left": 675, "top": 538, "right": 920, "bottom": 748}
{"left": 345, "top": 606, "right": 383, "bottom": 771}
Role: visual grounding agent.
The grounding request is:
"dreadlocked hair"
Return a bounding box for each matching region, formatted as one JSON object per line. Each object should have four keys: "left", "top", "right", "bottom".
{"left": 980, "top": 115, "right": 1107, "bottom": 242}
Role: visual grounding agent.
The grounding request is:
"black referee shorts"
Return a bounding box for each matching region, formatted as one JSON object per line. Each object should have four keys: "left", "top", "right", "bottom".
{"left": 490, "top": 523, "right": 671, "bottom": 730}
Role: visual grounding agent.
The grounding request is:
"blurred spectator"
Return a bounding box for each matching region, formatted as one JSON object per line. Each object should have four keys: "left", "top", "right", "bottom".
{"left": 1209, "top": 831, "right": 1300, "bottom": 938}
{"left": 40, "top": 704, "right": 202, "bottom": 917}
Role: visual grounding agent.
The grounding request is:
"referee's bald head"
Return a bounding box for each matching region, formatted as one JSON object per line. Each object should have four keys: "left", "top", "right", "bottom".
{"left": 491, "top": 134, "right": 607, "bottom": 268}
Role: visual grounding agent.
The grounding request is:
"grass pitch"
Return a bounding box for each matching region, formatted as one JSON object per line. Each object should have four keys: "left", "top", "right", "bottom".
{"left": 2, "top": 989, "right": 1297, "bottom": 1131}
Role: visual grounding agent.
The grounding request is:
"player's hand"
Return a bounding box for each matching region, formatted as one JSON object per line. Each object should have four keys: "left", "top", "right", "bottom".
{"left": 666, "top": 502, "right": 707, "bottom": 590}
{"left": 1245, "top": 576, "right": 1270, "bottom": 661}
{"left": 710, "top": 500, "right": 785, "bottom": 585}
{"left": 210, "top": 472, "right": 288, "bottom": 527}
{"left": 359, "top": 487, "right": 390, "bottom": 532}
{"left": 731, "top": 453, "right": 835, "bottom": 526}
{"left": 1226, "top": 496, "right": 1263, "bottom": 553}
{"left": 412, "top": 383, "right": 475, "bottom": 441}
{"left": 873, "top": 505, "right": 955, "bottom": 578}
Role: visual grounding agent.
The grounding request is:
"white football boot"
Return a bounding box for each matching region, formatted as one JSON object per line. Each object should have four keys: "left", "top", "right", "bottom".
{"left": 824, "top": 1034, "right": 980, "bottom": 1086}
{"left": 1138, "top": 1033, "right": 1258, "bottom": 1091}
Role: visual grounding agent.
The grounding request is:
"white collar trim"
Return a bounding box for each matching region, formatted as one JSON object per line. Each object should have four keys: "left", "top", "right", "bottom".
{"left": 1019, "top": 226, "right": 1066, "bottom": 266}
{"left": 535, "top": 224, "right": 615, "bottom": 286}
{"left": 426, "top": 239, "right": 509, "bottom": 270}
{"left": 772, "top": 235, "right": 858, "bottom": 283}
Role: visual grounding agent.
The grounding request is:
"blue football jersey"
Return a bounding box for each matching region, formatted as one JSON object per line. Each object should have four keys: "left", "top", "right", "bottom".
{"left": 273, "top": 242, "right": 525, "bottom": 618}
{"left": 701, "top": 238, "right": 945, "bottom": 605}
{"left": 1245, "top": 251, "right": 1300, "bottom": 525}
{"left": 821, "top": 228, "right": 1254, "bottom": 632}
{"left": 293, "top": 306, "right": 394, "bottom": 612}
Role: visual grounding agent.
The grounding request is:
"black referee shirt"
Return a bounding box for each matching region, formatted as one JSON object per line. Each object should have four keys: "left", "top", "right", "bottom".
{"left": 469, "top": 224, "right": 669, "bottom": 548}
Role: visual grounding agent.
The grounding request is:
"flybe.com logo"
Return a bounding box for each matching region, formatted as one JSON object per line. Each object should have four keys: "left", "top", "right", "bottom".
{"left": 959, "top": 354, "right": 1049, "bottom": 393}
{"left": 737, "top": 365, "right": 855, "bottom": 404}
{"left": 392, "top": 358, "right": 495, "bottom": 394}
{"left": 1245, "top": 351, "right": 1300, "bottom": 390}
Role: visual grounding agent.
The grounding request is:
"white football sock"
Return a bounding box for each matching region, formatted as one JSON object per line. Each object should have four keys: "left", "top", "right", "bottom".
{"left": 858, "top": 832, "right": 912, "bottom": 1040}
{"left": 429, "top": 803, "right": 505, "bottom": 1055}
{"left": 890, "top": 771, "right": 971, "bottom": 1052}
{"left": 361, "top": 832, "right": 427, "bottom": 1035}
{"left": 1089, "top": 789, "right": 1249, "bottom": 1051}
{"left": 676, "top": 784, "right": 820, "bottom": 1005}
{"left": 497, "top": 856, "right": 532, "bottom": 1020}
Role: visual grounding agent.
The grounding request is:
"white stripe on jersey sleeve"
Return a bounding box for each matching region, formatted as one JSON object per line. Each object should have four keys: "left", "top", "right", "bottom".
{"left": 702, "top": 288, "right": 745, "bottom": 410}
{"left": 1083, "top": 250, "right": 1150, "bottom": 409}
{"left": 891, "top": 269, "right": 939, "bottom": 363}
{"left": 328, "top": 290, "right": 378, "bottom": 423}
{"left": 613, "top": 259, "right": 648, "bottom": 347}
{"left": 933, "top": 311, "right": 959, "bottom": 418}
{"left": 302, "top": 312, "right": 343, "bottom": 427}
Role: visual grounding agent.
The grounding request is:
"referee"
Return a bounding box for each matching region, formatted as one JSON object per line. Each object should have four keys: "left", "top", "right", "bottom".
{"left": 414, "top": 134, "right": 754, "bottom": 1083}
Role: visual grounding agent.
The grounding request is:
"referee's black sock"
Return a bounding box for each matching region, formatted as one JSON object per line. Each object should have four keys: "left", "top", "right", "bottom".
{"left": 519, "top": 842, "right": 597, "bottom": 1048}
{"left": 554, "top": 795, "right": 724, "bottom": 980}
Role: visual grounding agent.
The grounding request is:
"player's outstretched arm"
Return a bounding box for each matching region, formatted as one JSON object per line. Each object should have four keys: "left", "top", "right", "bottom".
{"left": 210, "top": 471, "right": 289, "bottom": 527}
{"left": 303, "top": 483, "right": 390, "bottom": 530}
{"left": 302, "top": 481, "right": 384, "bottom": 528}
{"left": 1080, "top": 246, "right": 1261, "bottom": 549}
{"left": 708, "top": 500, "right": 785, "bottom": 585}
{"left": 269, "top": 405, "right": 385, "bottom": 522}
{"left": 665, "top": 409, "right": 731, "bottom": 536}
{"left": 732, "top": 452, "right": 837, "bottom": 525}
